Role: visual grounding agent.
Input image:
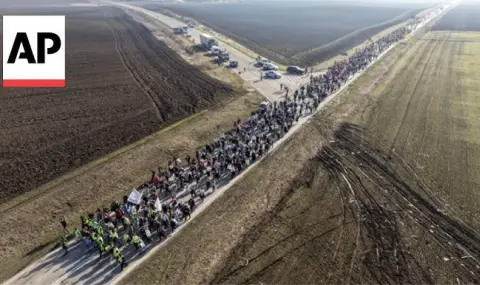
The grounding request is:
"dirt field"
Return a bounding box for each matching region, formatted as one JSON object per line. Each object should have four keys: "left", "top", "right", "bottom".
{"left": 0, "top": 6, "right": 234, "bottom": 203}
{"left": 120, "top": 31, "right": 480, "bottom": 284}
{"left": 144, "top": 2, "right": 426, "bottom": 65}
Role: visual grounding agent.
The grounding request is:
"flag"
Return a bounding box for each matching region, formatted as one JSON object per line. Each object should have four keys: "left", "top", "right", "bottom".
{"left": 155, "top": 198, "right": 162, "bottom": 212}
{"left": 127, "top": 189, "right": 142, "bottom": 205}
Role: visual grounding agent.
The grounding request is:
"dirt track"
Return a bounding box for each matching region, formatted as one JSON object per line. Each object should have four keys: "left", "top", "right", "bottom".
{"left": 0, "top": 6, "right": 233, "bottom": 203}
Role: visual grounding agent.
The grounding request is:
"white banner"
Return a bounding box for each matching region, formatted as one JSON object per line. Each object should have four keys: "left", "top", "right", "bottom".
{"left": 127, "top": 189, "right": 142, "bottom": 205}
{"left": 154, "top": 198, "right": 162, "bottom": 212}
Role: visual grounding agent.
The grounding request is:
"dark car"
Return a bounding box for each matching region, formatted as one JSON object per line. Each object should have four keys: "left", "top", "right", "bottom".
{"left": 287, "top": 66, "right": 306, "bottom": 75}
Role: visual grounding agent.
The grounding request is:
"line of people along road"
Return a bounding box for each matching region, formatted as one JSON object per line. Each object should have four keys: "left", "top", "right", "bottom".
{"left": 58, "top": 7, "right": 445, "bottom": 274}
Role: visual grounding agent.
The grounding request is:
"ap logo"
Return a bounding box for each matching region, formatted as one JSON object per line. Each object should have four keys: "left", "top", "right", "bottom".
{"left": 3, "top": 16, "right": 65, "bottom": 87}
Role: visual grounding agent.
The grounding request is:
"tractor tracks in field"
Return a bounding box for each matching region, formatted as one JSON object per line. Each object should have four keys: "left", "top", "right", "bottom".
{"left": 390, "top": 33, "right": 444, "bottom": 150}
{"left": 318, "top": 123, "right": 480, "bottom": 284}
{"left": 105, "top": 17, "right": 164, "bottom": 123}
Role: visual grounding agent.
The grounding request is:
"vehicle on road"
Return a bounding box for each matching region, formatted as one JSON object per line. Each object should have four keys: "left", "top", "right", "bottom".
{"left": 229, "top": 60, "right": 239, "bottom": 68}
{"left": 208, "top": 46, "right": 221, "bottom": 56}
{"left": 213, "top": 50, "right": 230, "bottom": 64}
{"left": 173, "top": 26, "right": 188, "bottom": 35}
{"left": 264, "top": 70, "right": 282, "bottom": 79}
{"left": 218, "top": 50, "right": 230, "bottom": 62}
{"left": 200, "top": 33, "right": 218, "bottom": 49}
{"left": 287, "top": 66, "right": 306, "bottom": 75}
{"left": 263, "top": 63, "right": 279, "bottom": 71}
{"left": 256, "top": 56, "right": 270, "bottom": 66}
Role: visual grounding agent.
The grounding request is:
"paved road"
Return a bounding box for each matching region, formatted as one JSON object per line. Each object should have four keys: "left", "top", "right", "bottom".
{"left": 101, "top": 0, "right": 319, "bottom": 102}
{"left": 2, "top": 2, "right": 456, "bottom": 285}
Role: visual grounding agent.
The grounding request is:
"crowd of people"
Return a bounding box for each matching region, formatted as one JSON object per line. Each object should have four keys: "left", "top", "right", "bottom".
{"left": 59, "top": 8, "right": 443, "bottom": 272}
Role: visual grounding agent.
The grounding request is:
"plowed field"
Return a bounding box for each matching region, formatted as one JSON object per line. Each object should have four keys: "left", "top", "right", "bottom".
{"left": 0, "top": 7, "right": 233, "bottom": 203}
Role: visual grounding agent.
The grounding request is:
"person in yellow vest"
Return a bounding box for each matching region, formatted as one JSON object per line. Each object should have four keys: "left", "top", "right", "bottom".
{"left": 122, "top": 233, "right": 130, "bottom": 246}
{"left": 117, "top": 253, "right": 127, "bottom": 271}
{"left": 98, "top": 240, "right": 106, "bottom": 258}
{"left": 91, "top": 232, "right": 98, "bottom": 246}
{"left": 104, "top": 243, "right": 113, "bottom": 257}
{"left": 97, "top": 235, "right": 104, "bottom": 246}
{"left": 112, "top": 246, "right": 120, "bottom": 260}
{"left": 131, "top": 234, "right": 143, "bottom": 251}
{"left": 112, "top": 245, "right": 127, "bottom": 269}
{"left": 96, "top": 234, "right": 104, "bottom": 256}
{"left": 73, "top": 228, "right": 81, "bottom": 238}
{"left": 122, "top": 216, "right": 131, "bottom": 229}
{"left": 97, "top": 225, "right": 104, "bottom": 236}
{"left": 109, "top": 230, "right": 119, "bottom": 246}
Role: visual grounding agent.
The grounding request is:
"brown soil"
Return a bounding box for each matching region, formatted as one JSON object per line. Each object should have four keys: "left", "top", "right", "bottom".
{"left": 0, "top": 6, "right": 234, "bottom": 203}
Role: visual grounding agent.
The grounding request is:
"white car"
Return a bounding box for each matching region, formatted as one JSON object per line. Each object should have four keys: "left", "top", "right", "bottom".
{"left": 264, "top": 71, "right": 282, "bottom": 79}
{"left": 263, "top": 63, "right": 279, "bottom": 71}
{"left": 259, "top": 101, "right": 270, "bottom": 110}
{"left": 256, "top": 57, "right": 270, "bottom": 66}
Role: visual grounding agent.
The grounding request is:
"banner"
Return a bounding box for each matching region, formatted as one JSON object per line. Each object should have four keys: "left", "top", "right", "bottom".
{"left": 155, "top": 197, "right": 162, "bottom": 212}
{"left": 127, "top": 189, "right": 142, "bottom": 204}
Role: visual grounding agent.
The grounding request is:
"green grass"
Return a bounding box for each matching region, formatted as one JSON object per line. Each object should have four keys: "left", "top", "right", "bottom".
{"left": 453, "top": 33, "right": 480, "bottom": 144}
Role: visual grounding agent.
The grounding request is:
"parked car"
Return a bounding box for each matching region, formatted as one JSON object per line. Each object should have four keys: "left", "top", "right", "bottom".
{"left": 287, "top": 66, "right": 306, "bottom": 75}
{"left": 264, "top": 70, "right": 282, "bottom": 79}
{"left": 211, "top": 46, "right": 221, "bottom": 55}
{"left": 229, "top": 60, "right": 239, "bottom": 68}
{"left": 256, "top": 56, "right": 270, "bottom": 66}
{"left": 263, "top": 63, "right": 279, "bottom": 71}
